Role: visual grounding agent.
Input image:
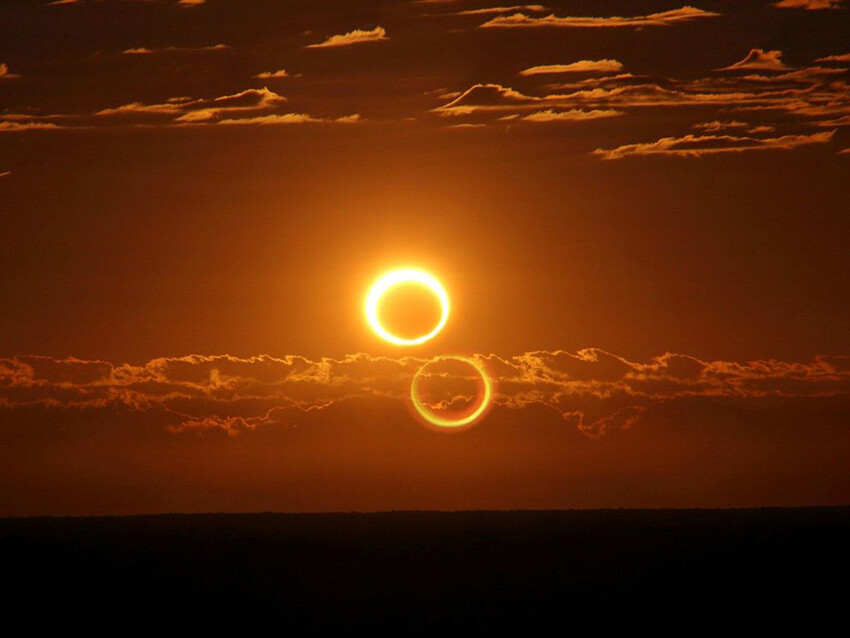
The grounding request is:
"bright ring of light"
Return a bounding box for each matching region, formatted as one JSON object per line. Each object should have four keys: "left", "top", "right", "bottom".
{"left": 365, "top": 269, "right": 450, "bottom": 346}
{"left": 410, "top": 355, "right": 493, "bottom": 429}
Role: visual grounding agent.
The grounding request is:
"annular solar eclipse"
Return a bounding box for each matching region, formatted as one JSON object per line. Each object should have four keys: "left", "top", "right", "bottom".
{"left": 364, "top": 268, "right": 493, "bottom": 430}
{"left": 410, "top": 355, "right": 493, "bottom": 430}
{"left": 365, "top": 268, "right": 450, "bottom": 346}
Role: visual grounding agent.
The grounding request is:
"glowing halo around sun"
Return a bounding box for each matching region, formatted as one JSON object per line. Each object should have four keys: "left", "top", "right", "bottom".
{"left": 364, "top": 268, "right": 450, "bottom": 346}
{"left": 410, "top": 355, "right": 493, "bottom": 430}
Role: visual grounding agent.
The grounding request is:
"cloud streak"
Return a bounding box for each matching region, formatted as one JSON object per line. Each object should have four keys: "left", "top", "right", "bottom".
{"left": 720, "top": 49, "right": 791, "bottom": 72}
{"left": 593, "top": 129, "right": 836, "bottom": 159}
{"left": 306, "top": 26, "right": 387, "bottom": 49}
{"left": 2, "top": 88, "right": 359, "bottom": 130}
{"left": 480, "top": 6, "right": 719, "bottom": 28}
{"left": 773, "top": 0, "right": 842, "bottom": 9}
{"left": 121, "top": 44, "right": 229, "bottom": 55}
{"left": 520, "top": 60, "right": 624, "bottom": 75}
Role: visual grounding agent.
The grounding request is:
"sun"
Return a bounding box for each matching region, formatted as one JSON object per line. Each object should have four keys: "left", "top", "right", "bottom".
{"left": 410, "top": 355, "right": 493, "bottom": 429}
{"left": 364, "top": 268, "right": 450, "bottom": 346}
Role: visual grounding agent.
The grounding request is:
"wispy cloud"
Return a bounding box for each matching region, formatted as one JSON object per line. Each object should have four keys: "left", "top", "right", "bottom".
{"left": 815, "top": 53, "right": 850, "bottom": 63}
{"left": 0, "top": 121, "right": 60, "bottom": 132}
{"left": 214, "top": 113, "right": 361, "bottom": 126}
{"left": 2, "top": 88, "right": 358, "bottom": 131}
{"left": 252, "top": 69, "right": 294, "bottom": 79}
{"left": 480, "top": 6, "right": 719, "bottom": 28}
{"left": 692, "top": 120, "right": 775, "bottom": 134}
{"left": 451, "top": 5, "right": 548, "bottom": 16}
{"left": 436, "top": 47, "right": 850, "bottom": 129}
{"left": 48, "top": 0, "right": 206, "bottom": 5}
{"left": 520, "top": 60, "right": 624, "bottom": 75}
{"left": 505, "top": 108, "right": 623, "bottom": 122}
{"left": 121, "top": 43, "right": 229, "bottom": 55}
{"left": 593, "top": 129, "right": 836, "bottom": 159}
{"left": 306, "top": 26, "right": 387, "bottom": 49}
{"left": 720, "top": 49, "right": 791, "bottom": 71}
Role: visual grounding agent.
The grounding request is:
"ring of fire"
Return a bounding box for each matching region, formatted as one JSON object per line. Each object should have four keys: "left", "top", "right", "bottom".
{"left": 364, "top": 268, "right": 450, "bottom": 346}
{"left": 410, "top": 355, "right": 493, "bottom": 429}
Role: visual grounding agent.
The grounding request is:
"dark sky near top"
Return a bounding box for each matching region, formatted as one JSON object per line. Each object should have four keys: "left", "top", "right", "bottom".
{"left": 0, "top": 0, "right": 848, "bottom": 515}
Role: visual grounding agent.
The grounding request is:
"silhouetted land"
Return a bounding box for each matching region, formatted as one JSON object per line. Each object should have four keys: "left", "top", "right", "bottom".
{"left": 2, "top": 508, "right": 847, "bottom": 632}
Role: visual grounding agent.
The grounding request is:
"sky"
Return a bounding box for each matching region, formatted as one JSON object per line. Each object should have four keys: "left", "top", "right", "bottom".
{"left": 0, "top": 0, "right": 848, "bottom": 516}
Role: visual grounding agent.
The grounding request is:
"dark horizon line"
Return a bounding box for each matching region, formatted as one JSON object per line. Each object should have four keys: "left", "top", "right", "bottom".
{"left": 4, "top": 504, "right": 850, "bottom": 522}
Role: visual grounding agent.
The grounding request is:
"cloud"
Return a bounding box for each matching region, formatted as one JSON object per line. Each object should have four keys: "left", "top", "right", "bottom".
{"left": 692, "top": 120, "right": 775, "bottom": 134}
{"left": 816, "top": 53, "right": 850, "bottom": 63}
{"left": 480, "top": 6, "right": 719, "bottom": 28}
{"left": 720, "top": 49, "right": 791, "bottom": 71}
{"left": 1, "top": 349, "right": 847, "bottom": 438}
{"left": 520, "top": 60, "right": 624, "bottom": 75}
{"left": 0, "top": 121, "right": 61, "bottom": 132}
{"left": 451, "top": 5, "right": 548, "bottom": 16}
{"left": 121, "top": 44, "right": 229, "bottom": 55}
{"left": 306, "top": 26, "right": 387, "bottom": 49}
{"left": 213, "top": 113, "right": 361, "bottom": 125}
{"left": 773, "top": 0, "right": 842, "bottom": 9}
{"left": 815, "top": 114, "right": 850, "bottom": 126}
{"left": 436, "top": 83, "right": 538, "bottom": 115}
{"left": 48, "top": 0, "right": 206, "bottom": 5}
{"left": 437, "top": 52, "right": 850, "bottom": 129}
{"left": 508, "top": 108, "right": 623, "bottom": 122}
{"left": 253, "top": 69, "right": 293, "bottom": 79}
{"left": 171, "top": 87, "right": 287, "bottom": 123}
{"left": 2, "top": 87, "right": 358, "bottom": 131}
{"left": 0, "top": 63, "right": 21, "bottom": 80}
{"left": 593, "top": 129, "right": 836, "bottom": 159}
{"left": 95, "top": 102, "right": 185, "bottom": 116}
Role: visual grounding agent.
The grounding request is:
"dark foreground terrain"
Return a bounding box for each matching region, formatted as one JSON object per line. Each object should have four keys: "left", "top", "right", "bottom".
{"left": 2, "top": 508, "right": 848, "bottom": 632}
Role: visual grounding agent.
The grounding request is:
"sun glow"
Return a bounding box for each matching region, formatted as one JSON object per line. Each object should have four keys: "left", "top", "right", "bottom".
{"left": 410, "top": 355, "right": 493, "bottom": 430}
{"left": 364, "top": 268, "right": 450, "bottom": 346}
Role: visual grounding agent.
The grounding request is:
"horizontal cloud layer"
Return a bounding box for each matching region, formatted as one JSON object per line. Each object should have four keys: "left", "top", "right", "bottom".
{"left": 1, "top": 87, "right": 359, "bottom": 130}
{"left": 1, "top": 349, "right": 847, "bottom": 438}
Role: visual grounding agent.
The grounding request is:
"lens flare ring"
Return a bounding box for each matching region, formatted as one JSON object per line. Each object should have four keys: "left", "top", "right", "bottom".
{"left": 364, "top": 268, "right": 450, "bottom": 346}
{"left": 410, "top": 355, "right": 493, "bottom": 430}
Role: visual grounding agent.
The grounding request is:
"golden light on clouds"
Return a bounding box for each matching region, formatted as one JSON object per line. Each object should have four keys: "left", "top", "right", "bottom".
{"left": 364, "top": 268, "right": 450, "bottom": 346}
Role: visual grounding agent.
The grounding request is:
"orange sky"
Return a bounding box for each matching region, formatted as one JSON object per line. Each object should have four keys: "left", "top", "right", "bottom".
{"left": 0, "top": 0, "right": 848, "bottom": 515}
